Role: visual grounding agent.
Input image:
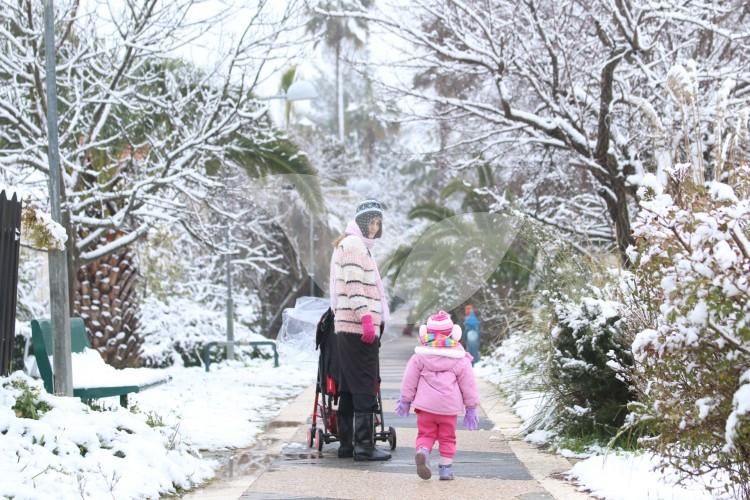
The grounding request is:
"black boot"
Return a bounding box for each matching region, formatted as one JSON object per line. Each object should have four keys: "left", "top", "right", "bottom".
{"left": 353, "top": 412, "right": 391, "bottom": 461}
{"left": 337, "top": 413, "right": 354, "bottom": 458}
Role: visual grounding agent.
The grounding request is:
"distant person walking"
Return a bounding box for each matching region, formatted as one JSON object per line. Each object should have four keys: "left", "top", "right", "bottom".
{"left": 329, "top": 199, "right": 391, "bottom": 461}
{"left": 463, "top": 305, "right": 480, "bottom": 365}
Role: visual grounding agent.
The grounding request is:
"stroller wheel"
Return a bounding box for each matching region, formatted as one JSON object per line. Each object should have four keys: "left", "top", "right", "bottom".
{"left": 387, "top": 426, "right": 397, "bottom": 450}
{"left": 307, "top": 426, "right": 315, "bottom": 448}
{"left": 315, "top": 428, "right": 325, "bottom": 452}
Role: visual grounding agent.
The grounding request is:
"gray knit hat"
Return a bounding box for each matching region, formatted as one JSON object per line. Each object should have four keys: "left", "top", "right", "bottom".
{"left": 355, "top": 199, "right": 384, "bottom": 238}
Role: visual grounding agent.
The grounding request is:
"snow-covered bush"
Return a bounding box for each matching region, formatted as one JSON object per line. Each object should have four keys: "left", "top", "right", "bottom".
{"left": 628, "top": 174, "right": 750, "bottom": 497}
{"left": 548, "top": 291, "right": 634, "bottom": 437}
{"left": 626, "top": 67, "right": 750, "bottom": 496}
{"left": 0, "top": 372, "right": 213, "bottom": 498}
{"left": 486, "top": 242, "right": 638, "bottom": 441}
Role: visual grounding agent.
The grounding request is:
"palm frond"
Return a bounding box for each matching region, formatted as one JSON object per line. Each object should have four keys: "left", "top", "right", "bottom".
{"left": 440, "top": 179, "right": 473, "bottom": 200}
{"left": 477, "top": 163, "right": 495, "bottom": 188}
{"left": 408, "top": 202, "right": 456, "bottom": 222}
{"left": 228, "top": 137, "right": 324, "bottom": 213}
{"left": 381, "top": 244, "right": 413, "bottom": 284}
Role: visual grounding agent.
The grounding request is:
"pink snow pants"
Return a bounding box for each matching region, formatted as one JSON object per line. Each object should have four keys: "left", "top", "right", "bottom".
{"left": 415, "top": 410, "right": 457, "bottom": 458}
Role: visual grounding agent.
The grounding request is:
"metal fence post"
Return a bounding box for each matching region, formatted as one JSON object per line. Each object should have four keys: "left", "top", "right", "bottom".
{"left": 0, "top": 191, "right": 22, "bottom": 376}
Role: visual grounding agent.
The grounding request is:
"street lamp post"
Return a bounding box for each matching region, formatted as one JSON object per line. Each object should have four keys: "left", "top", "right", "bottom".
{"left": 309, "top": 211, "right": 315, "bottom": 296}
{"left": 225, "top": 223, "right": 234, "bottom": 360}
{"left": 43, "top": 0, "right": 73, "bottom": 396}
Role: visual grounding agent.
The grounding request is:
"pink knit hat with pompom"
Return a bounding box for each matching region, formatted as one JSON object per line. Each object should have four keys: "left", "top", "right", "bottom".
{"left": 418, "top": 310, "right": 462, "bottom": 343}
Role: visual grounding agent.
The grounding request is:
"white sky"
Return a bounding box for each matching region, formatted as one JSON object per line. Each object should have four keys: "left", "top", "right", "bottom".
{"left": 73, "top": 0, "right": 431, "bottom": 145}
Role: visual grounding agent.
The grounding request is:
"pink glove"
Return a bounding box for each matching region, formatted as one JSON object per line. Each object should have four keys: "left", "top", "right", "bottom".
{"left": 463, "top": 407, "right": 479, "bottom": 430}
{"left": 361, "top": 314, "right": 376, "bottom": 344}
{"left": 395, "top": 399, "right": 410, "bottom": 417}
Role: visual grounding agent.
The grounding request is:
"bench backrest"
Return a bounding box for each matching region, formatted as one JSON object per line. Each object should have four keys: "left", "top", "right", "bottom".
{"left": 31, "top": 318, "right": 89, "bottom": 393}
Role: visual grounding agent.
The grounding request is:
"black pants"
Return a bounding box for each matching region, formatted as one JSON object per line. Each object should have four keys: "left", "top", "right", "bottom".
{"left": 338, "top": 391, "right": 377, "bottom": 416}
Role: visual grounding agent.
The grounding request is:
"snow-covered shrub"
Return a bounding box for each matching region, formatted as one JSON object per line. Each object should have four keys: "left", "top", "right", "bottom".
{"left": 10, "top": 378, "right": 51, "bottom": 419}
{"left": 488, "top": 242, "right": 638, "bottom": 441}
{"left": 548, "top": 291, "right": 634, "bottom": 437}
{"left": 628, "top": 174, "right": 750, "bottom": 496}
{"left": 626, "top": 67, "right": 750, "bottom": 495}
{"left": 1, "top": 372, "right": 213, "bottom": 498}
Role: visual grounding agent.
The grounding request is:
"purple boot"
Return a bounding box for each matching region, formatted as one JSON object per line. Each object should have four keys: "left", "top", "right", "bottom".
{"left": 415, "top": 447, "right": 432, "bottom": 480}
{"left": 439, "top": 464, "right": 454, "bottom": 480}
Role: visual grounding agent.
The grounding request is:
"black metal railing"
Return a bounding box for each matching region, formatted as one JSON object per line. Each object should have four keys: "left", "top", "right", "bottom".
{"left": 201, "top": 340, "right": 279, "bottom": 372}
{"left": 0, "top": 190, "right": 22, "bottom": 376}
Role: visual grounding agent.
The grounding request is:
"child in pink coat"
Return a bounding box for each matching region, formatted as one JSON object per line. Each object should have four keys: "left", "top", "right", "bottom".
{"left": 395, "top": 311, "right": 480, "bottom": 480}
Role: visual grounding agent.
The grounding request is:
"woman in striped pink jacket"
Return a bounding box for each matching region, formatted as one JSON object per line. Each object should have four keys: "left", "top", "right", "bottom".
{"left": 329, "top": 199, "right": 391, "bottom": 462}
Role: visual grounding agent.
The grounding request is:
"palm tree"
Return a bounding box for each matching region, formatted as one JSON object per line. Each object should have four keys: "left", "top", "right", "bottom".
{"left": 306, "top": 0, "right": 372, "bottom": 142}
{"left": 74, "top": 64, "right": 324, "bottom": 368}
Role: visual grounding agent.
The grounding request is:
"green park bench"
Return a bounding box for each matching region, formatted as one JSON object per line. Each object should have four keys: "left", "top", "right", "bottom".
{"left": 31, "top": 318, "right": 170, "bottom": 408}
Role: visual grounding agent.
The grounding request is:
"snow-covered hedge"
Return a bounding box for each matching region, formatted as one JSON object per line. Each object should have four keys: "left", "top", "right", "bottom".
{"left": 628, "top": 174, "right": 750, "bottom": 497}
{"left": 0, "top": 372, "right": 213, "bottom": 498}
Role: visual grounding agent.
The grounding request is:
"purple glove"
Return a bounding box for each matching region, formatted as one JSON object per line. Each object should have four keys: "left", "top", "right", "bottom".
{"left": 463, "top": 407, "right": 479, "bottom": 430}
{"left": 361, "top": 314, "right": 376, "bottom": 344}
{"left": 395, "top": 399, "right": 410, "bottom": 417}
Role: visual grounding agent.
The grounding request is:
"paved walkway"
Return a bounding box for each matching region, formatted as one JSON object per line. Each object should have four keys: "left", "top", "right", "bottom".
{"left": 188, "top": 333, "right": 591, "bottom": 500}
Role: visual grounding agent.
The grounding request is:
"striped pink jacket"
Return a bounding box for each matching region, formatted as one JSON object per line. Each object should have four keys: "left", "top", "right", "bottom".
{"left": 331, "top": 235, "right": 382, "bottom": 335}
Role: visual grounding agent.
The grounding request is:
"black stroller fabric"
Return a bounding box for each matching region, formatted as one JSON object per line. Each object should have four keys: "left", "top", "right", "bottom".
{"left": 316, "top": 308, "right": 339, "bottom": 388}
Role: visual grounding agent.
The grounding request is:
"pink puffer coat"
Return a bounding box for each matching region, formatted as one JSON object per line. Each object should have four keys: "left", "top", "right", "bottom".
{"left": 399, "top": 345, "right": 479, "bottom": 416}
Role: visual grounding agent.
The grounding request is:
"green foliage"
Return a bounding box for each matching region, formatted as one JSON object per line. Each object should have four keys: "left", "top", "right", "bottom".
{"left": 140, "top": 227, "right": 185, "bottom": 301}
{"left": 503, "top": 244, "right": 641, "bottom": 443}
{"left": 227, "top": 136, "right": 324, "bottom": 214}
{"left": 407, "top": 203, "right": 456, "bottom": 222}
{"left": 145, "top": 411, "right": 165, "bottom": 428}
{"left": 10, "top": 380, "right": 51, "bottom": 420}
{"left": 547, "top": 290, "right": 634, "bottom": 437}
{"left": 280, "top": 66, "right": 297, "bottom": 126}
{"left": 385, "top": 164, "right": 537, "bottom": 325}
{"left": 20, "top": 204, "right": 65, "bottom": 251}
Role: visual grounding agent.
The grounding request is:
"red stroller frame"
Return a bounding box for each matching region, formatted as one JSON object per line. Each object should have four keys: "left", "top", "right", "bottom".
{"left": 307, "top": 309, "right": 396, "bottom": 452}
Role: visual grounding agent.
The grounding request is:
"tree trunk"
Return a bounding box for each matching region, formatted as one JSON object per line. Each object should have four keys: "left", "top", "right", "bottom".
{"left": 600, "top": 177, "right": 634, "bottom": 266}
{"left": 73, "top": 230, "right": 142, "bottom": 368}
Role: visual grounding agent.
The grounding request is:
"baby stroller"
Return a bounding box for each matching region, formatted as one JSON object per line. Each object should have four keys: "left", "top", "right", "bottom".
{"left": 306, "top": 308, "right": 397, "bottom": 452}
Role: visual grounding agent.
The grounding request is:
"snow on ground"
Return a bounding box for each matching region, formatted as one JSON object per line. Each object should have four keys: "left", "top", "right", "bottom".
{"left": 567, "top": 452, "right": 731, "bottom": 500}
{"left": 130, "top": 356, "right": 315, "bottom": 450}
{"left": 1, "top": 329, "right": 318, "bottom": 499}
{"left": 58, "top": 350, "right": 170, "bottom": 389}
{"left": 0, "top": 372, "right": 213, "bottom": 499}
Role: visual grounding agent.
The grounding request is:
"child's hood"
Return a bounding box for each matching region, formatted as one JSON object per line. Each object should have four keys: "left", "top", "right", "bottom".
{"left": 414, "top": 345, "right": 472, "bottom": 370}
